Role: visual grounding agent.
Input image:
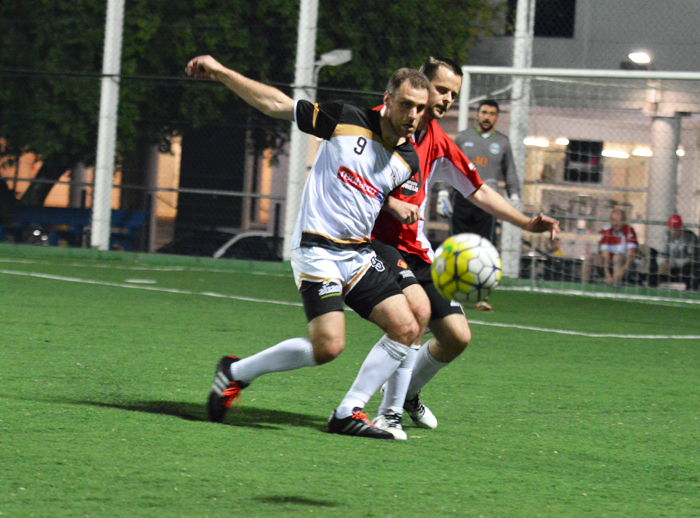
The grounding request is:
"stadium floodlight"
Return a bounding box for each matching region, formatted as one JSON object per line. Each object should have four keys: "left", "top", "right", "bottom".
{"left": 676, "top": 148, "right": 685, "bottom": 157}
{"left": 555, "top": 137, "right": 569, "bottom": 146}
{"left": 628, "top": 52, "right": 652, "bottom": 65}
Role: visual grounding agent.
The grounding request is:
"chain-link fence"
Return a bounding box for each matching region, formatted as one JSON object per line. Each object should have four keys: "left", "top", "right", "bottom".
{"left": 0, "top": 0, "right": 504, "bottom": 261}
{"left": 440, "top": 68, "right": 700, "bottom": 298}
{"left": 2, "top": 1, "right": 700, "bottom": 300}
{"left": 0, "top": 71, "right": 387, "bottom": 260}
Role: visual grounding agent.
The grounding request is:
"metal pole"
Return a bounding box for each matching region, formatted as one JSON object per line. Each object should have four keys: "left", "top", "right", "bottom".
{"left": 458, "top": 72, "right": 471, "bottom": 132}
{"left": 91, "top": 0, "right": 125, "bottom": 250}
{"left": 647, "top": 116, "right": 681, "bottom": 251}
{"left": 282, "top": 0, "right": 319, "bottom": 261}
{"left": 502, "top": 0, "right": 534, "bottom": 278}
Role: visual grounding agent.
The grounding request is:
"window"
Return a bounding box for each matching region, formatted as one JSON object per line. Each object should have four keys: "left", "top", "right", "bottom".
{"left": 507, "top": 0, "right": 576, "bottom": 38}
{"left": 564, "top": 140, "right": 603, "bottom": 184}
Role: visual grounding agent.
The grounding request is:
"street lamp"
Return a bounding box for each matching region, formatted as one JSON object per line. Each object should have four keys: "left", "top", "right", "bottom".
{"left": 283, "top": 48, "right": 353, "bottom": 261}
{"left": 310, "top": 49, "right": 352, "bottom": 101}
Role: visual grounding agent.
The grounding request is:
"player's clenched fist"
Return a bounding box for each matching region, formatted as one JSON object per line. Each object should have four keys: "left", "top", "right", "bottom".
{"left": 185, "top": 55, "right": 223, "bottom": 79}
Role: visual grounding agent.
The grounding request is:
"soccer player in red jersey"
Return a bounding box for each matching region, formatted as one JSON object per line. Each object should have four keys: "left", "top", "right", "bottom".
{"left": 369, "top": 57, "right": 560, "bottom": 438}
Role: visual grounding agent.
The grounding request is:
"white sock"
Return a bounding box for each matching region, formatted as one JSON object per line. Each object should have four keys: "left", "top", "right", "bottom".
{"left": 231, "top": 337, "right": 316, "bottom": 385}
{"left": 406, "top": 341, "right": 449, "bottom": 399}
{"left": 335, "top": 335, "right": 409, "bottom": 418}
{"left": 377, "top": 343, "right": 421, "bottom": 417}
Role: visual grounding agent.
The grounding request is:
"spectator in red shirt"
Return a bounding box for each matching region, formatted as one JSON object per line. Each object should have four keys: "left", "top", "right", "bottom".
{"left": 583, "top": 208, "right": 638, "bottom": 285}
{"left": 657, "top": 214, "right": 700, "bottom": 290}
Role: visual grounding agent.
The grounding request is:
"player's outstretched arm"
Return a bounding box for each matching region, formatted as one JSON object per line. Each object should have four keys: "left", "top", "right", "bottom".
{"left": 469, "top": 184, "right": 560, "bottom": 240}
{"left": 185, "top": 55, "right": 295, "bottom": 121}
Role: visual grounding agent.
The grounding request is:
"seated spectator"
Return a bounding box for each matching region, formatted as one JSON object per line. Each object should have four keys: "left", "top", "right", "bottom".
{"left": 657, "top": 214, "right": 700, "bottom": 290}
{"left": 550, "top": 237, "right": 564, "bottom": 256}
{"left": 582, "top": 209, "right": 638, "bottom": 286}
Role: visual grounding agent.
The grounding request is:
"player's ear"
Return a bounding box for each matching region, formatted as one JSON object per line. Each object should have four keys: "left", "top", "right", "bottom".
{"left": 383, "top": 91, "right": 392, "bottom": 108}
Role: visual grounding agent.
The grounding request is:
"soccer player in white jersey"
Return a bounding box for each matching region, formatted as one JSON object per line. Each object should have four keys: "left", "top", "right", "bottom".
{"left": 368, "top": 57, "right": 559, "bottom": 439}
{"left": 185, "top": 55, "right": 430, "bottom": 439}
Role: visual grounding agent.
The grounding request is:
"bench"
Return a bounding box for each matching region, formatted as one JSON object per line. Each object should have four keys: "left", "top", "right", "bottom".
{"left": 0, "top": 206, "right": 148, "bottom": 251}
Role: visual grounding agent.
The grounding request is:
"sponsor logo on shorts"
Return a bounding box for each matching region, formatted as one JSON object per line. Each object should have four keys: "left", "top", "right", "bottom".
{"left": 318, "top": 280, "right": 342, "bottom": 299}
{"left": 337, "top": 166, "right": 384, "bottom": 203}
{"left": 371, "top": 257, "right": 385, "bottom": 272}
{"left": 397, "top": 259, "right": 408, "bottom": 269}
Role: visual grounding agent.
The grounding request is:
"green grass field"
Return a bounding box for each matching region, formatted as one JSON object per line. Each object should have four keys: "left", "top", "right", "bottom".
{"left": 1, "top": 245, "right": 699, "bottom": 517}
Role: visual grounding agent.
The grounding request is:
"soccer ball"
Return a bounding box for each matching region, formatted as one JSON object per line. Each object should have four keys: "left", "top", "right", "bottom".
{"left": 431, "top": 233, "right": 502, "bottom": 303}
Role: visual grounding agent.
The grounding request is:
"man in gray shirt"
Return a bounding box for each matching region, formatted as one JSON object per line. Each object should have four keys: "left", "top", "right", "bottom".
{"left": 656, "top": 214, "right": 700, "bottom": 290}
{"left": 437, "top": 99, "right": 521, "bottom": 310}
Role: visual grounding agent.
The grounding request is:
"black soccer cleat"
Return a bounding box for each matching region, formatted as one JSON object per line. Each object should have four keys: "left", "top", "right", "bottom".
{"left": 207, "top": 355, "right": 248, "bottom": 423}
{"left": 327, "top": 407, "right": 395, "bottom": 440}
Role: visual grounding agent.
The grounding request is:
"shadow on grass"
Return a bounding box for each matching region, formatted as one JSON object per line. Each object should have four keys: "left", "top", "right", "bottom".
{"left": 253, "top": 495, "right": 339, "bottom": 507}
{"left": 66, "top": 398, "right": 328, "bottom": 432}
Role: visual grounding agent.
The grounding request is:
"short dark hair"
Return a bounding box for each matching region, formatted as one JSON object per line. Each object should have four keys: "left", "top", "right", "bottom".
{"left": 478, "top": 99, "right": 500, "bottom": 112}
{"left": 386, "top": 68, "right": 429, "bottom": 97}
{"left": 419, "top": 56, "right": 463, "bottom": 82}
{"left": 611, "top": 208, "right": 626, "bottom": 221}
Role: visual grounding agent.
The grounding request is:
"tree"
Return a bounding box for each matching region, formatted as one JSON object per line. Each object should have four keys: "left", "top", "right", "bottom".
{"left": 315, "top": 0, "right": 505, "bottom": 101}
{"left": 0, "top": 0, "right": 105, "bottom": 212}
{"left": 0, "top": 0, "right": 299, "bottom": 215}
{"left": 0, "top": 0, "right": 503, "bottom": 218}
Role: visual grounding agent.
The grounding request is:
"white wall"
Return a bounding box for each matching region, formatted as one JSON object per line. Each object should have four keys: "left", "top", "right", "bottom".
{"left": 470, "top": 0, "right": 700, "bottom": 72}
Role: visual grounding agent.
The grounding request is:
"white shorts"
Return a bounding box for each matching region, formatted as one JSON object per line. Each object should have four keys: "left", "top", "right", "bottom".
{"left": 291, "top": 246, "right": 376, "bottom": 293}
{"left": 291, "top": 246, "right": 404, "bottom": 321}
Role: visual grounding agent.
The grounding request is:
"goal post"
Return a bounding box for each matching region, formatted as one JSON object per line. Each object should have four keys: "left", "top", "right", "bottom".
{"left": 457, "top": 66, "right": 700, "bottom": 301}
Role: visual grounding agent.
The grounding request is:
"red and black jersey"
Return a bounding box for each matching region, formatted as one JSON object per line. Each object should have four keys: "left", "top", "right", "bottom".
{"left": 372, "top": 116, "right": 483, "bottom": 263}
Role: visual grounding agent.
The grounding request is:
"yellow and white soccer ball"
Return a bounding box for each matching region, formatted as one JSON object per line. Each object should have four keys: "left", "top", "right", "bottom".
{"left": 431, "top": 233, "right": 502, "bottom": 303}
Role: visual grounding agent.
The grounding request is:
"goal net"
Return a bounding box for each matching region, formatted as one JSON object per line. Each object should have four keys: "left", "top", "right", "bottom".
{"left": 435, "top": 66, "right": 700, "bottom": 303}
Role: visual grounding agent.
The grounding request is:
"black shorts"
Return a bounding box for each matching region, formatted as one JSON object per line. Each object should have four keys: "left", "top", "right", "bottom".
{"left": 372, "top": 240, "right": 464, "bottom": 321}
{"left": 298, "top": 254, "right": 403, "bottom": 322}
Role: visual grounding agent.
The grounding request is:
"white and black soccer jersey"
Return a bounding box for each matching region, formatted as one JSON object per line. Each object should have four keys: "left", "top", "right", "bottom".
{"left": 292, "top": 99, "right": 420, "bottom": 257}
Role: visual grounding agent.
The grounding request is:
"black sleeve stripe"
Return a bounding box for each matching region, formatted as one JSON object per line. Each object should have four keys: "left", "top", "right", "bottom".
{"left": 296, "top": 99, "right": 344, "bottom": 140}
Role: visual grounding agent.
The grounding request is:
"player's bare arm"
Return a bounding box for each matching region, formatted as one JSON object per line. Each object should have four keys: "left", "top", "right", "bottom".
{"left": 468, "top": 184, "right": 560, "bottom": 240}
{"left": 185, "top": 55, "right": 295, "bottom": 121}
{"left": 382, "top": 196, "right": 423, "bottom": 225}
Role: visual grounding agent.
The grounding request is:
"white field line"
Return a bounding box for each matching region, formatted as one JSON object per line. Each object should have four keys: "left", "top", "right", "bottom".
{"left": 2, "top": 268, "right": 699, "bottom": 341}
{"left": 502, "top": 285, "right": 700, "bottom": 306}
{"left": 467, "top": 319, "right": 700, "bottom": 340}
{"left": 0, "top": 257, "right": 290, "bottom": 276}
{"left": 2, "top": 257, "right": 697, "bottom": 303}
{"left": 0, "top": 269, "right": 303, "bottom": 309}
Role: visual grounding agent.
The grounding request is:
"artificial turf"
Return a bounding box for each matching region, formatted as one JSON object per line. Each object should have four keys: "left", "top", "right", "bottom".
{"left": 1, "top": 248, "right": 698, "bottom": 517}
